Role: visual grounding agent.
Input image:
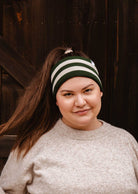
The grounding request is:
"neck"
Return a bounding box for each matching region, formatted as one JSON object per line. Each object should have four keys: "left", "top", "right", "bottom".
{"left": 62, "top": 118, "right": 103, "bottom": 131}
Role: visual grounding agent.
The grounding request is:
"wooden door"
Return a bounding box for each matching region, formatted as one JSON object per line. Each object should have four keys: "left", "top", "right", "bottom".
{"left": 0, "top": 0, "right": 137, "bottom": 172}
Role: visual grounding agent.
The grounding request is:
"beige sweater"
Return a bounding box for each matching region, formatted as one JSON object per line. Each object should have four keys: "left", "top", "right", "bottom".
{"left": 0, "top": 119, "right": 138, "bottom": 194}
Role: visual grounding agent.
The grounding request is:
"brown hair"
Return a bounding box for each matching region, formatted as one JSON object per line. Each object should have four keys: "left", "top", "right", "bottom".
{"left": 0, "top": 46, "right": 89, "bottom": 157}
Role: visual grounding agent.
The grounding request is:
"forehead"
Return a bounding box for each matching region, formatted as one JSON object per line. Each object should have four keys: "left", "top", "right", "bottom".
{"left": 58, "top": 77, "right": 97, "bottom": 90}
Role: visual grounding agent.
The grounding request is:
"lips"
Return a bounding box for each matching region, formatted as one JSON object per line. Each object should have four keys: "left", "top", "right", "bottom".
{"left": 73, "top": 108, "right": 91, "bottom": 115}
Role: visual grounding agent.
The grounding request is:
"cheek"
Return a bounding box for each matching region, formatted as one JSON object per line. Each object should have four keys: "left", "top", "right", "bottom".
{"left": 56, "top": 98, "right": 73, "bottom": 112}
{"left": 88, "top": 93, "right": 102, "bottom": 106}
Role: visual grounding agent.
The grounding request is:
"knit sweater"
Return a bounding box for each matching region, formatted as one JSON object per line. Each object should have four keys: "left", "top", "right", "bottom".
{"left": 0, "top": 119, "right": 138, "bottom": 194}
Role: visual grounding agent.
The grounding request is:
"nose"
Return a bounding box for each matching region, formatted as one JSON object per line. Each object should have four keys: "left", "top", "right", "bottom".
{"left": 74, "top": 94, "right": 86, "bottom": 107}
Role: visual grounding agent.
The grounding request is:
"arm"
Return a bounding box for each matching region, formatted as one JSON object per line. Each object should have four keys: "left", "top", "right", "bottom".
{"left": 132, "top": 139, "right": 138, "bottom": 181}
{"left": 0, "top": 150, "right": 33, "bottom": 194}
{"left": 0, "top": 187, "right": 5, "bottom": 194}
{"left": 128, "top": 134, "right": 138, "bottom": 181}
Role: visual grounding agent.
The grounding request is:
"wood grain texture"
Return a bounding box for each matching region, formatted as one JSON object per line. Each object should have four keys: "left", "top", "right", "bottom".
{"left": 0, "top": 0, "right": 137, "bottom": 172}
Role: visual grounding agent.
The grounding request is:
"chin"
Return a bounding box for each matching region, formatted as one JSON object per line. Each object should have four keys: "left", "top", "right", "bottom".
{"left": 72, "top": 118, "right": 93, "bottom": 129}
{"left": 75, "top": 115, "right": 99, "bottom": 128}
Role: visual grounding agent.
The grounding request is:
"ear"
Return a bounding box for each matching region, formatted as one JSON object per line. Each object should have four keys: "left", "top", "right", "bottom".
{"left": 56, "top": 101, "right": 59, "bottom": 106}
{"left": 100, "top": 92, "right": 103, "bottom": 97}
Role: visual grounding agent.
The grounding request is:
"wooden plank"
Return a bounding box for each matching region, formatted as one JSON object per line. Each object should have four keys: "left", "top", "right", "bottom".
{"left": 0, "top": 73, "right": 24, "bottom": 125}
{"left": 0, "top": 135, "right": 16, "bottom": 157}
{"left": 0, "top": 36, "right": 36, "bottom": 87}
{"left": 0, "top": 135, "right": 15, "bottom": 172}
{"left": 0, "top": 0, "right": 4, "bottom": 35}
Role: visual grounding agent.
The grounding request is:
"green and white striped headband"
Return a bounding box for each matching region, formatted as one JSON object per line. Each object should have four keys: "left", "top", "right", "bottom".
{"left": 51, "top": 56, "right": 103, "bottom": 96}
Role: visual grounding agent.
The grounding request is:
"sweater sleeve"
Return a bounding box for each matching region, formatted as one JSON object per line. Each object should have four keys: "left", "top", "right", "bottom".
{"left": 0, "top": 187, "right": 5, "bottom": 194}
{"left": 128, "top": 133, "right": 138, "bottom": 181}
{"left": 0, "top": 150, "right": 33, "bottom": 194}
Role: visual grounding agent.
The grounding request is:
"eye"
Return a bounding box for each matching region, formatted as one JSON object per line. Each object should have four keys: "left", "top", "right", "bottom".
{"left": 84, "top": 88, "right": 92, "bottom": 93}
{"left": 63, "top": 92, "right": 73, "bottom": 97}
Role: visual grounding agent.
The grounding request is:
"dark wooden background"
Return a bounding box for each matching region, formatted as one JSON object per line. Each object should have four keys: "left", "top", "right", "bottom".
{"left": 0, "top": 0, "right": 137, "bottom": 172}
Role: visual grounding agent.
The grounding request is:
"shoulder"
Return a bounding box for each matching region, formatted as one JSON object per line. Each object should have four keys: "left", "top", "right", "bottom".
{"left": 102, "top": 120, "right": 138, "bottom": 154}
{"left": 5, "top": 120, "right": 61, "bottom": 164}
{"left": 24, "top": 120, "right": 62, "bottom": 157}
{"left": 102, "top": 120, "right": 136, "bottom": 140}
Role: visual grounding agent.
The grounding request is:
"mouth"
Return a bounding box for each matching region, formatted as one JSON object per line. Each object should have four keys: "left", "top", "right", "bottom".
{"left": 73, "top": 109, "right": 91, "bottom": 115}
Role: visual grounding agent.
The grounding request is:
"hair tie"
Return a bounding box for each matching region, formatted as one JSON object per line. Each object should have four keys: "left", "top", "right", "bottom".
{"left": 64, "top": 48, "right": 73, "bottom": 54}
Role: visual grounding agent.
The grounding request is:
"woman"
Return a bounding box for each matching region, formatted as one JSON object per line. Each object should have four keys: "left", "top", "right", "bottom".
{"left": 0, "top": 46, "right": 138, "bottom": 194}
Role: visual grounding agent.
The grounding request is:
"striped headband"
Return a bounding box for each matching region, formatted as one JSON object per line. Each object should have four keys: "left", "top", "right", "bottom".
{"left": 51, "top": 56, "right": 103, "bottom": 96}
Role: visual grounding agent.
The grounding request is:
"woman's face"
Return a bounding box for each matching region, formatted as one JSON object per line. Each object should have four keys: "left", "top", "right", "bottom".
{"left": 56, "top": 77, "right": 103, "bottom": 130}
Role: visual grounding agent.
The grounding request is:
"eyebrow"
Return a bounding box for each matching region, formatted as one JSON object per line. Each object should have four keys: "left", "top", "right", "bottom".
{"left": 83, "top": 84, "right": 94, "bottom": 90}
{"left": 60, "top": 84, "right": 94, "bottom": 93}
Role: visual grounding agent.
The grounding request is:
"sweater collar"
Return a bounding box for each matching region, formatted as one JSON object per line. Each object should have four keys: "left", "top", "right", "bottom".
{"left": 54, "top": 119, "right": 110, "bottom": 140}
